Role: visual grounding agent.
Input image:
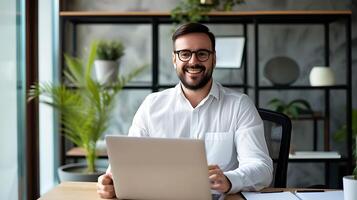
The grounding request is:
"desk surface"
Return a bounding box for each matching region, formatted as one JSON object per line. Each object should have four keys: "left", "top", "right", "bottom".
{"left": 39, "top": 182, "right": 331, "bottom": 200}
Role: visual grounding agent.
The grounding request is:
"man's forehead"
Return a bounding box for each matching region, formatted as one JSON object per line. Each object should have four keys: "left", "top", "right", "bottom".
{"left": 174, "top": 33, "right": 212, "bottom": 49}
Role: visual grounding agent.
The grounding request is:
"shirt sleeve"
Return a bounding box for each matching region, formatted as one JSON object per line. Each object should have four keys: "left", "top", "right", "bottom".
{"left": 223, "top": 95, "right": 273, "bottom": 194}
{"left": 128, "top": 95, "right": 151, "bottom": 137}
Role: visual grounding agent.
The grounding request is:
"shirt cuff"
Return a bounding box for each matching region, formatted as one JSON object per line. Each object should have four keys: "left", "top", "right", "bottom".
{"left": 223, "top": 171, "right": 244, "bottom": 194}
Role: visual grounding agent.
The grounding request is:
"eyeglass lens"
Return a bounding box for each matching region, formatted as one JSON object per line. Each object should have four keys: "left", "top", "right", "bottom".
{"left": 177, "top": 50, "right": 211, "bottom": 62}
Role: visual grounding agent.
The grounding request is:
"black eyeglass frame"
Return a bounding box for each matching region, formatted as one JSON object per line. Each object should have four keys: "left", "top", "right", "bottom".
{"left": 174, "top": 49, "right": 214, "bottom": 62}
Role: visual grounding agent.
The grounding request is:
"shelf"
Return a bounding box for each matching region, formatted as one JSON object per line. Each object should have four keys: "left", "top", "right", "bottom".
{"left": 66, "top": 147, "right": 108, "bottom": 159}
{"left": 67, "top": 147, "right": 349, "bottom": 163}
{"left": 293, "top": 112, "right": 325, "bottom": 120}
{"left": 60, "top": 10, "right": 351, "bottom": 17}
{"left": 66, "top": 84, "right": 249, "bottom": 90}
{"left": 59, "top": 10, "right": 351, "bottom": 24}
{"left": 289, "top": 151, "right": 341, "bottom": 159}
{"left": 258, "top": 85, "right": 348, "bottom": 90}
{"left": 158, "top": 84, "right": 249, "bottom": 89}
{"left": 286, "top": 158, "right": 348, "bottom": 163}
{"left": 65, "top": 85, "right": 153, "bottom": 90}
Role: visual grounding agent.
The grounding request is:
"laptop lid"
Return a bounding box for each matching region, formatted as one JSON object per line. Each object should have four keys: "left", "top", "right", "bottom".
{"left": 106, "top": 135, "right": 212, "bottom": 200}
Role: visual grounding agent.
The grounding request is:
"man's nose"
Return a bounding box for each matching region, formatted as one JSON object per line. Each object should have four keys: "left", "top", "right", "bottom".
{"left": 188, "top": 52, "right": 200, "bottom": 64}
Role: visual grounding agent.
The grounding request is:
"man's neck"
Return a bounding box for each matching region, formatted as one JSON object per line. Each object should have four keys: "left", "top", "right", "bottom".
{"left": 181, "top": 80, "right": 213, "bottom": 108}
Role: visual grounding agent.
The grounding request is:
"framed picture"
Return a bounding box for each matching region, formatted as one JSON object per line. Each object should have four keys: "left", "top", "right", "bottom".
{"left": 215, "top": 36, "right": 245, "bottom": 69}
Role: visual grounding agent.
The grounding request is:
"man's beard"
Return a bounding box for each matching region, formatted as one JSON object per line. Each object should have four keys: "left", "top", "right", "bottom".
{"left": 178, "top": 63, "right": 213, "bottom": 90}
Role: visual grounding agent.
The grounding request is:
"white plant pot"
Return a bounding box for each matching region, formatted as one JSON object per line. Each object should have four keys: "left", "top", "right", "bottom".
{"left": 343, "top": 175, "right": 357, "bottom": 200}
{"left": 200, "top": 0, "right": 214, "bottom": 5}
{"left": 94, "top": 60, "right": 119, "bottom": 84}
{"left": 309, "top": 66, "right": 335, "bottom": 86}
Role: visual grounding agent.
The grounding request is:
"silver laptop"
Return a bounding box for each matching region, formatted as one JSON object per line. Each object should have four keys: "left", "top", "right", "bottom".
{"left": 106, "top": 135, "right": 212, "bottom": 200}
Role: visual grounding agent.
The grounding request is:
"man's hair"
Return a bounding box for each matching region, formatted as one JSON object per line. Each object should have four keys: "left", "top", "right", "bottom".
{"left": 172, "top": 23, "right": 215, "bottom": 50}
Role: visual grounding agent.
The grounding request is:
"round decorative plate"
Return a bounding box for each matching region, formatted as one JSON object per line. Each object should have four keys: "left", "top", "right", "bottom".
{"left": 264, "top": 56, "right": 300, "bottom": 86}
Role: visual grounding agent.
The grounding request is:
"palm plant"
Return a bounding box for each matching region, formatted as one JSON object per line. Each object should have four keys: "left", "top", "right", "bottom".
{"left": 28, "top": 41, "right": 145, "bottom": 173}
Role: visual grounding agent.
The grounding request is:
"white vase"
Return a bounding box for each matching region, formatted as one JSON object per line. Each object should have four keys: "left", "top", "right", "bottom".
{"left": 309, "top": 66, "right": 335, "bottom": 86}
{"left": 94, "top": 60, "right": 119, "bottom": 85}
{"left": 200, "top": 0, "right": 214, "bottom": 5}
{"left": 343, "top": 175, "right": 357, "bottom": 200}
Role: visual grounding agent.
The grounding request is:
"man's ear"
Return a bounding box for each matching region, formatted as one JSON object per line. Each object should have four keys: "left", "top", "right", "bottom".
{"left": 172, "top": 52, "right": 177, "bottom": 69}
{"left": 213, "top": 50, "right": 216, "bottom": 69}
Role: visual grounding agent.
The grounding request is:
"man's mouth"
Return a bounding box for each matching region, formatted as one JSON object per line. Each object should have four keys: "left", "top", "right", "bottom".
{"left": 184, "top": 65, "right": 205, "bottom": 74}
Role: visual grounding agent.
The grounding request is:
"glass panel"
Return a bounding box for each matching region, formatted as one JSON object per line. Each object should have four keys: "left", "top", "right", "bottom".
{"left": 0, "top": 0, "right": 25, "bottom": 199}
{"left": 105, "top": 90, "right": 151, "bottom": 136}
{"left": 207, "top": 24, "right": 245, "bottom": 85}
{"left": 259, "top": 25, "right": 324, "bottom": 86}
{"left": 158, "top": 24, "right": 178, "bottom": 85}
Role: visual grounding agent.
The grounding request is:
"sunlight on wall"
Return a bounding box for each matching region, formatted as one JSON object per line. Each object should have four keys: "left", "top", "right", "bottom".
{"left": 0, "top": 0, "right": 19, "bottom": 199}
{"left": 39, "top": 0, "right": 57, "bottom": 195}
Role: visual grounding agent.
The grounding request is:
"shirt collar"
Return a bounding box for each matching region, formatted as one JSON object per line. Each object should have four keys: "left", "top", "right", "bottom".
{"left": 175, "top": 80, "right": 220, "bottom": 100}
{"left": 209, "top": 80, "right": 220, "bottom": 100}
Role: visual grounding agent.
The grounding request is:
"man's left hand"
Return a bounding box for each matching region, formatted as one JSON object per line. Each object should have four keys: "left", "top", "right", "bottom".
{"left": 208, "top": 165, "right": 231, "bottom": 193}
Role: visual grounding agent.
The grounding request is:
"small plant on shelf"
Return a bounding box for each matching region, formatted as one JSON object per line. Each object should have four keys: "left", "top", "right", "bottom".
{"left": 96, "top": 40, "right": 125, "bottom": 61}
{"left": 171, "top": 0, "right": 245, "bottom": 24}
{"left": 95, "top": 40, "right": 125, "bottom": 85}
{"left": 267, "top": 98, "right": 313, "bottom": 119}
{"left": 28, "top": 41, "right": 145, "bottom": 175}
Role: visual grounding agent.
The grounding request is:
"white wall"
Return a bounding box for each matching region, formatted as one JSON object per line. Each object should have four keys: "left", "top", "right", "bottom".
{"left": 38, "top": 0, "right": 57, "bottom": 195}
{"left": 0, "top": 0, "right": 19, "bottom": 199}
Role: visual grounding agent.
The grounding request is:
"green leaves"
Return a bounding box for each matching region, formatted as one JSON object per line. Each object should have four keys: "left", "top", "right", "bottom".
{"left": 333, "top": 109, "right": 357, "bottom": 175}
{"left": 334, "top": 109, "right": 357, "bottom": 141}
{"left": 28, "top": 41, "right": 145, "bottom": 173}
{"left": 171, "top": 0, "right": 212, "bottom": 24}
{"left": 96, "top": 40, "right": 124, "bottom": 61}
{"left": 171, "top": 0, "right": 245, "bottom": 24}
{"left": 267, "top": 98, "right": 312, "bottom": 119}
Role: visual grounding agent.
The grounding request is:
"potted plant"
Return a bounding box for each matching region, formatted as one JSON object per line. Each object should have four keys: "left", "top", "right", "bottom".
{"left": 334, "top": 109, "right": 357, "bottom": 200}
{"left": 94, "top": 40, "right": 125, "bottom": 85}
{"left": 267, "top": 98, "right": 313, "bottom": 119}
{"left": 171, "top": 0, "right": 245, "bottom": 24}
{"left": 343, "top": 154, "right": 357, "bottom": 200}
{"left": 28, "top": 41, "right": 144, "bottom": 182}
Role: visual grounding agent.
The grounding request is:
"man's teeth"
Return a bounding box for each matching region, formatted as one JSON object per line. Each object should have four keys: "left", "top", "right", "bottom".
{"left": 186, "top": 68, "right": 203, "bottom": 74}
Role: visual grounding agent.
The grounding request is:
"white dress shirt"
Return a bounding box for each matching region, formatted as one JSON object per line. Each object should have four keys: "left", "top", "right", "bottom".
{"left": 128, "top": 80, "right": 273, "bottom": 193}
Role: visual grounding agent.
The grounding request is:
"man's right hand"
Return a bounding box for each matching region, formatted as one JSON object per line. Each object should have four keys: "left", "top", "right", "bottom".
{"left": 97, "top": 173, "right": 116, "bottom": 199}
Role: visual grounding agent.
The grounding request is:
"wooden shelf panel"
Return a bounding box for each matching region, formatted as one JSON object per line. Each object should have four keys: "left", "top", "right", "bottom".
{"left": 293, "top": 112, "right": 325, "bottom": 120}
{"left": 66, "top": 147, "right": 108, "bottom": 158}
{"left": 60, "top": 10, "right": 352, "bottom": 17}
{"left": 287, "top": 158, "right": 348, "bottom": 163}
{"left": 258, "top": 85, "right": 348, "bottom": 90}
{"left": 273, "top": 157, "right": 348, "bottom": 163}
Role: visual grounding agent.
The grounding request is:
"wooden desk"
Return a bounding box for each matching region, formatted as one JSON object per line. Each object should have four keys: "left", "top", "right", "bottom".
{"left": 39, "top": 182, "right": 329, "bottom": 200}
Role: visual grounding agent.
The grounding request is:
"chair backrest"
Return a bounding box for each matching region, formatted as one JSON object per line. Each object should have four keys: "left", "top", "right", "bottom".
{"left": 258, "top": 108, "right": 292, "bottom": 188}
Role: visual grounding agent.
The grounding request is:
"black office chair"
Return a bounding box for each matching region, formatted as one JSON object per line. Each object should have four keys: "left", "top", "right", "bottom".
{"left": 258, "top": 108, "right": 292, "bottom": 188}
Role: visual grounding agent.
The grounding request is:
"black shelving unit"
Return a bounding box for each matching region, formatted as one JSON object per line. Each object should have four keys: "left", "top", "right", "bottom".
{"left": 59, "top": 10, "right": 352, "bottom": 187}
{"left": 252, "top": 12, "right": 352, "bottom": 187}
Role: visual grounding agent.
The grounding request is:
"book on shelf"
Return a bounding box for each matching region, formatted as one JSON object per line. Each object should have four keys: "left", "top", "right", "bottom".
{"left": 289, "top": 151, "right": 341, "bottom": 159}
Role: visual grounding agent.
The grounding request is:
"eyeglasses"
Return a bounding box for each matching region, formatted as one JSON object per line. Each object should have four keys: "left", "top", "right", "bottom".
{"left": 174, "top": 49, "right": 213, "bottom": 62}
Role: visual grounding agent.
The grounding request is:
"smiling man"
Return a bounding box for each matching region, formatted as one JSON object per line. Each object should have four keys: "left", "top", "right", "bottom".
{"left": 97, "top": 23, "right": 273, "bottom": 199}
